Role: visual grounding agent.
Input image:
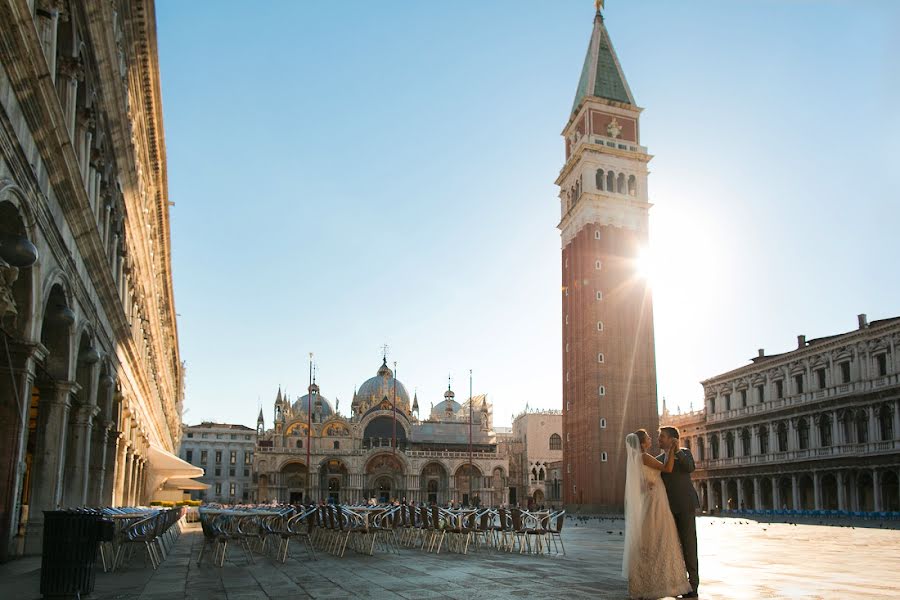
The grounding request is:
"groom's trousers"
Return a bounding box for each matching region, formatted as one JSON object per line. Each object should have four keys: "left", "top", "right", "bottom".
{"left": 673, "top": 511, "right": 699, "bottom": 591}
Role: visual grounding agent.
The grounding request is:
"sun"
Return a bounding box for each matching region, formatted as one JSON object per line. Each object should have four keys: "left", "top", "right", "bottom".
{"left": 634, "top": 246, "right": 654, "bottom": 281}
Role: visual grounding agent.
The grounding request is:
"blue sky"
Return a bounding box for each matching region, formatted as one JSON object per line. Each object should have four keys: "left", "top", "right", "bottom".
{"left": 156, "top": 0, "right": 900, "bottom": 428}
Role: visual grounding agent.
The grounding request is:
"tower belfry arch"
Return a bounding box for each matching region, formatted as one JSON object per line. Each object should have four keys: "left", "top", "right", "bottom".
{"left": 558, "top": 5, "right": 659, "bottom": 511}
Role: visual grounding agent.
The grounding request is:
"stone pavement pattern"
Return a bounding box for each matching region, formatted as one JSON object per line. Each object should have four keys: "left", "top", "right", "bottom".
{"left": 1, "top": 517, "right": 898, "bottom": 599}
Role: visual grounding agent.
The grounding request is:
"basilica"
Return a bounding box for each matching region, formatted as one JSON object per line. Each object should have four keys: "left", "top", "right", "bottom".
{"left": 251, "top": 359, "right": 509, "bottom": 506}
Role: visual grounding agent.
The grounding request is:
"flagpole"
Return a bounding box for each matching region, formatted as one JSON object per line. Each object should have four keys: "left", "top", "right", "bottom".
{"left": 392, "top": 361, "right": 397, "bottom": 454}
{"left": 469, "top": 369, "right": 473, "bottom": 505}
{"left": 306, "top": 352, "right": 312, "bottom": 505}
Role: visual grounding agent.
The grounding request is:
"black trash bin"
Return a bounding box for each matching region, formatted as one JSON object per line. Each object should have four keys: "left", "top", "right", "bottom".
{"left": 40, "top": 510, "right": 103, "bottom": 599}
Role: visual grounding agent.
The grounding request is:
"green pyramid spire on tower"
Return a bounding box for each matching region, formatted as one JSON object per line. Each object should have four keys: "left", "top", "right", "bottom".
{"left": 571, "top": 7, "right": 635, "bottom": 114}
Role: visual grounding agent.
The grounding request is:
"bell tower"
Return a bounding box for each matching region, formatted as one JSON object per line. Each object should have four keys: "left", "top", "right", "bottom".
{"left": 558, "top": 5, "right": 659, "bottom": 511}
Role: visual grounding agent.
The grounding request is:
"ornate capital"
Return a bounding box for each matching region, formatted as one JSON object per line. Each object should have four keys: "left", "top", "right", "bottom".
{"left": 77, "top": 107, "right": 96, "bottom": 130}
{"left": 56, "top": 56, "right": 84, "bottom": 81}
{"left": 0, "top": 258, "right": 20, "bottom": 321}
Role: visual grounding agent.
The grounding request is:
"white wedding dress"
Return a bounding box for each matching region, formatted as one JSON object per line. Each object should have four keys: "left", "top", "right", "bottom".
{"left": 623, "top": 435, "right": 693, "bottom": 599}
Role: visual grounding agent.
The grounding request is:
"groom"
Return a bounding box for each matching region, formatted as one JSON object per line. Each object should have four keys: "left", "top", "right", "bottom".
{"left": 657, "top": 426, "right": 700, "bottom": 598}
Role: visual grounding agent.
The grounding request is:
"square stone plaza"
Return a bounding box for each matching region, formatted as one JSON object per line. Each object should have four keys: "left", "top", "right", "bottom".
{"left": 1, "top": 517, "right": 897, "bottom": 600}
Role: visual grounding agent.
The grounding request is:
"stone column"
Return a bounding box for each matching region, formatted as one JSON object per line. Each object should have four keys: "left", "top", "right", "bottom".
{"left": 813, "top": 472, "right": 822, "bottom": 510}
{"left": 25, "top": 382, "right": 78, "bottom": 553}
{"left": 753, "top": 478, "right": 762, "bottom": 510}
{"left": 101, "top": 431, "right": 120, "bottom": 505}
{"left": 873, "top": 470, "right": 882, "bottom": 512}
{"left": 121, "top": 446, "right": 134, "bottom": 506}
{"left": 836, "top": 471, "right": 847, "bottom": 511}
{"left": 137, "top": 458, "right": 147, "bottom": 505}
{"left": 112, "top": 437, "right": 127, "bottom": 506}
{"left": 770, "top": 476, "right": 780, "bottom": 509}
{"left": 55, "top": 56, "right": 82, "bottom": 139}
{"left": 34, "top": 0, "right": 62, "bottom": 73}
{"left": 868, "top": 406, "right": 878, "bottom": 444}
{"left": 832, "top": 411, "right": 841, "bottom": 446}
{"left": 893, "top": 400, "right": 900, "bottom": 441}
{"left": 791, "top": 475, "right": 800, "bottom": 510}
{"left": 86, "top": 420, "right": 112, "bottom": 505}
{"left": 62, "top": 403, "right": 98, "bottom": 507}
{"left": 736, "top": 478, "right": 744, "bottom": 510}
{"left": 719, "top": 480, "right": 727, "bottom": 511}
{"left": 810, "top": 418, "right": 821, "bottom": 449}
{"left": 751, "top": 427, "right": 760, "bottom": 455}
{"left": 0, "top": 341, "right": 44, "bottom": 561}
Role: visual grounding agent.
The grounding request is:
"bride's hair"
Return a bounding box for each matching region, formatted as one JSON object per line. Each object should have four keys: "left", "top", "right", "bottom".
{"left": 634, "top": 429, "right": 649, "bottom": 445}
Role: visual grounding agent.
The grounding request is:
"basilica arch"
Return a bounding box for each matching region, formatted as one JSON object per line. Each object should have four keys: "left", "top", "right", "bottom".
{"left": 364, "top": 452, "right": 406, "bottom": 503}
{"left": 280, "top": 461, "right": 309, "bottom": 504}
{"left": 318, "top": 458, "right": 349, "bottom": 504}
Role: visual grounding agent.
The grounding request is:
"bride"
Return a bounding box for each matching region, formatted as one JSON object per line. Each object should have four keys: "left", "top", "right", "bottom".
{"left": 623, "top": 429, "right": 693, "bottom": 600}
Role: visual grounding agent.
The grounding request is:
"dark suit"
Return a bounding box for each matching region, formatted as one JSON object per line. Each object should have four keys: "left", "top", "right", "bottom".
{"left": 658, "top": 448, "right": 699, "bottom": 592}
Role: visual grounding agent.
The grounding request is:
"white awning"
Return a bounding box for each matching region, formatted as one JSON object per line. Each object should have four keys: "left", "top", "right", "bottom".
{"left": 145, "top": 444, "right": 205, "bottom": 496}
{"left": 163, "top": 477, "right": 210, "bottom": 491}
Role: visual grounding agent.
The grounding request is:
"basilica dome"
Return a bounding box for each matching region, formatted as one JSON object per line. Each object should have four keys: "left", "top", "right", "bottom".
{"left": 291, "top": 390, "right": 335, "bottom": 417}
{"left": 354, "top": 359, "right": 410, "bottom": 411}
{"left": 431, "top": 387, "right": 462, "bottom": 419}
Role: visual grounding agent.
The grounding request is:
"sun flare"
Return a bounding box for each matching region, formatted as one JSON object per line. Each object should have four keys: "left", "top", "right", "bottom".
{"left": 634, "top": 246, "right": 654, "bottom": 281}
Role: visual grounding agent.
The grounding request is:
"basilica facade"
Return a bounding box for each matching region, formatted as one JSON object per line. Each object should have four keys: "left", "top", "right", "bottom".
{"left": 251, "top": 360, "right": 509, "bottom": 506}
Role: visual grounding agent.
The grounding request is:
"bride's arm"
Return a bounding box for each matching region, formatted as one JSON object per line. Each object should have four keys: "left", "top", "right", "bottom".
{"left": 641, "top": 450, "right": 675, "bottom": 473}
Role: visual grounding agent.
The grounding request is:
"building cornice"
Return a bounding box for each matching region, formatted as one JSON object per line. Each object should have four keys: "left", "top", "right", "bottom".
{"left": 701, "top": 318, "right": 900, "bottom": 387}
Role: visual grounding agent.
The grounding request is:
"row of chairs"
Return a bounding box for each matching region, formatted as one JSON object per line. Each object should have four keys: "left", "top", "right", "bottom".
{"left": 195, "top": 505, "right": 568, "bottom": 566}
{"left": 107, "top": 508, "right": 186, "bottom": 571}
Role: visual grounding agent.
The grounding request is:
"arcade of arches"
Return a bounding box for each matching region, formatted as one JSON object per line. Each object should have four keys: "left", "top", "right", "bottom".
{"left": 666, "top": 316, "right": 900, "bottom": 516}
{"left": 0, "top": 1, "right": 183, "bottom": 559}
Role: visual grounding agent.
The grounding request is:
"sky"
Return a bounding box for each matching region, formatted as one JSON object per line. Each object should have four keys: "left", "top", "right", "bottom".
{"left": 155, "top": 0, "right": 900, "bottom": 429}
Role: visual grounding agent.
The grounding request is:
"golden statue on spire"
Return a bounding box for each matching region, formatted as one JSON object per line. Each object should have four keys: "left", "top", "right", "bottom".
{"left": 595, "top": 0, "right": 604, "bottom": 12}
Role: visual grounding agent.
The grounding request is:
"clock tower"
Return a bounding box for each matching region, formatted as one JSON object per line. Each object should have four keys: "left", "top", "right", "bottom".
{"left": 558, "top": 6, "right": 659, "bottom": 511}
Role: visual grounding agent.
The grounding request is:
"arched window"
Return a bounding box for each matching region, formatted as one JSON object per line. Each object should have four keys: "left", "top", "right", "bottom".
{"left": 617, "top": 172, "right": 626, "bottom": 194}
{"left": 538, "top": 468, "right": 545, "bottom": 481}
{"left": 549, "top": 433, "right": 562, "bottom": 450}
{"left": 797, "top": 418, "right": 809, "bottom": 450}
{"left": 725, "top": 431, "right": 734, "bottom": 458}
{"left": 597, "top": 352, "right": 604, "bottom": 363}
{"left": 597, "top": 321, "right": 604, "bottom": 332}
{"left": 627, "top": 174, "right": 637, "bottom": 196}
{"left": 596, "top": 290, "right": 603, "bottom": 300}
{"left": 531, "top": 467, "right": 538, "bottom": 481}
{"left": 296, "top": 439, "right": 303, "bottom": 449}
{"left": 777, "top": 422, "right": 788, "bottom": 452}
{"left": 758, "top": 426, "right": 769, "bottom": 454}
{"left": 879, "top": 404, "right": 894, "bottom": 441}
{"left": 595, "top": 169, "right": 604, "bottom": 190}
{"left": 598, "top": 385, "right": 606, "bottom": 396}
{"left": 740, "top": 428, "right": 751, "bottom": 455}
{"left": 595, "top": 260, "right": 602, "bottom": 270}
{"left": 594, "top": 230, "right": 601, "bottom": 240}
{"left": 697, "top": 437, "right": 705, "bottom": 461}
{"left": 600, "top": 418, "right": 607, "bottom": 428}
{"left": 606, "top": 170, "right": 615, "bottom": 191}
{"left": 856, "top": 409, "right": 868, "bottom": 443}
{"left": 710, "top": 435, "right": 719, "bottom": 460}
{"left": 840, "top": 410, "right": 853, "bottom": 443}
{"left": 818, "top": 414, "right": 832, "bottom": 447}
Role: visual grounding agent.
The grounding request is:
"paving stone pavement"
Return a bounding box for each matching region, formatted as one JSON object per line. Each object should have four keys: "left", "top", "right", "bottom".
{"left": 1, "top": 517, "right": 898, "bottom": 599}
